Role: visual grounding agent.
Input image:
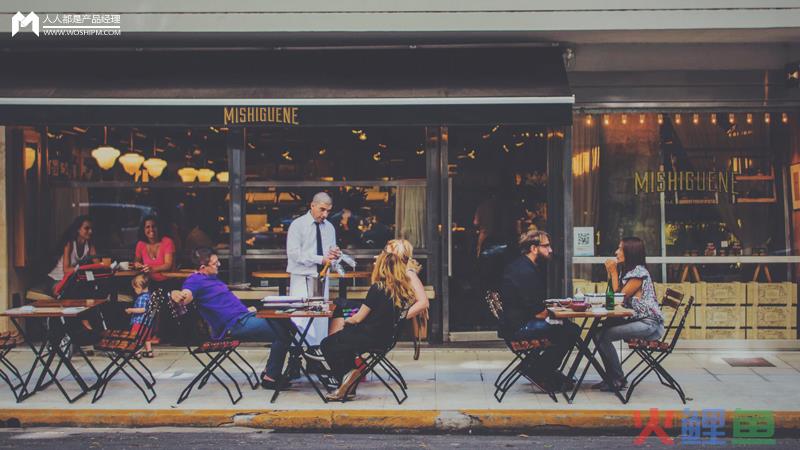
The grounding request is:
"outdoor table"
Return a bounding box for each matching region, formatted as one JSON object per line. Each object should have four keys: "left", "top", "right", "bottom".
{"left": 0, "top": 299, "right": 107, "bottom": 403}
{"left": 114, "top": 269, "right": 194, "bottom": 279}
{"left": 547, "top": 305, "right": 634, "bottom": 404}
{"left": 256, "top": 304, "right": 335, "bottom": 403}
{"left": 251, "top": 271, "right": 371, "bottom": 298}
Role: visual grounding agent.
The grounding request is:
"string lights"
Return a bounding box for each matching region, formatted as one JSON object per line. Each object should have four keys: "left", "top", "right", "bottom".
{"left": 580, "top": 112, "right": 791, "bottom": 127}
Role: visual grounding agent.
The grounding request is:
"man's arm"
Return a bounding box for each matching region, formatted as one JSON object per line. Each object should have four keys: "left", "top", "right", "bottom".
{"left": 286, "top": 221, "right": 325, "bottom": 267}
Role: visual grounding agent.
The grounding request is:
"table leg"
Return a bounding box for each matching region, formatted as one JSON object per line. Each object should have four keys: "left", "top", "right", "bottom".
{"left": 267, "top": 318, "right": 329, "bottom": 404}
{"left": 563, "top": 318, "right": 626, "bottom": 404}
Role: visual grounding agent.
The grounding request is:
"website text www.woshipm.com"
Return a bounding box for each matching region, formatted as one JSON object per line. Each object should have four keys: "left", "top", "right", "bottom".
{"left": 41, "top": 29, "right": 121, "bottom": 37}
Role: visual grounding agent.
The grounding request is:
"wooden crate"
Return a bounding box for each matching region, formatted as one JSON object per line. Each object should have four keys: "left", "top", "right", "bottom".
{"left": 746, "top": 282, "right": 796, "bottom": 307}
{"left": 682, "top": 327, "right": 703, "bottom": 340}
{"left": 696, "top": 304, "right": 745, "bottom": 328}
{"left": 654, "top": 283, "right": 696, "bottom": 303}
{"left": 572, "top": 279, "right": 599, "bottom": 295}
{"left": 745, "top": 305, "right": 794, "bottom": 328}
{"left": 696, "top": 282, "right": 747, "bottom": 305}
{"left": 704, "top": 328, "right": 745, "bottom": 339}
{"left": 753, "top": 328, "right": 796, "bottom": 340}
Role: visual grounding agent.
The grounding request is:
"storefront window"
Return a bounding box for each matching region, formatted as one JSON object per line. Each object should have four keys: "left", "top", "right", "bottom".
{"left": 572, "top": 112, "right": 799, "bottom": 340}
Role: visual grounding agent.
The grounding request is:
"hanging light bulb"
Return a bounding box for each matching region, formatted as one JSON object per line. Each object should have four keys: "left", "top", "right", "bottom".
{"left": 711, "top": 113, "right": 718, "bottom": 125}
{"left": 143, "top": 158, "right": 167, "bottom": 178}
{"left": 178, "top": 167, "right": 198, "bottom": 182}
{"left": 585, "top": 114, "right": 592, "bottom": 126}
{"left": 621, "top": 114, "right": 628, "bottom": 125}
{"left": 746, "top": 113, "right": 753, "bottom": 124}
{"left": 119, "top": 131, "right": 144, "bottom": 176}
{"left": 24, "top": 146, "right": 36, "bottom": 170}
{"left": 639, "top": 114, "right": 646, "bottom": 125}
{"left": 782, "top": 112, "right": 789, "bottom": 124}
{"left": 674, "top": 114, "right": 682, "bottom": 125}
{"left": 603, "top": 114, "right": 610, "bottom": 126}
{"left": 216, "top": 171, "right": 229, "bottom": 182}
{"left": 764, "top": 112, "right": 771, "bottom": 124}
{"left": 197, "top": 168, "right": 215, "bottom": 183}
{"left": 729, "top": 113, "right": 736, "bottom": 124}
{"left": 91, "top": 126, "right": 121, "bottom": 170}
{"left": 692, "top": 114, "right": 700, "bottom": 125}
{"left": 657, "top": 114, "right": 664, "bottom": 125}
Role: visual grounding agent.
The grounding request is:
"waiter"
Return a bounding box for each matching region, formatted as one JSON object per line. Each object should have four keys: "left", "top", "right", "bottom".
{"left": 286, "top": 192, "right": 340, "bottom": 345}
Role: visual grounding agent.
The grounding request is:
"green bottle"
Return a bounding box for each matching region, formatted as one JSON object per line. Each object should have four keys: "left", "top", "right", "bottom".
{"left": 605, "top": 276, "right": 615, "bottom": 310}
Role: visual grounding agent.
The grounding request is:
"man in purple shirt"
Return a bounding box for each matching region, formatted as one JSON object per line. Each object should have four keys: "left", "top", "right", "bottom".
{"left": 170, "top": 247, "right": 290, "bottom": 389}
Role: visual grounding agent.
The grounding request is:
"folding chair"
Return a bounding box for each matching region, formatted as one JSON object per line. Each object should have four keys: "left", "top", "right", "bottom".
{"left": 91, "top": 288, "right": 165, "bottom": 403}
{"left": 165, "top": 297, "right": 259, "bottom": 405}
{"left": 333, "top": 316, "right": 409, "bottom": 404}
{"left": 0, "top": 331, "right": 26, "bottom": 402}
{"left": 485, "top": 291, "right": 557, "bottom": 403}
{"left": 621, "top": 288, "right": 695, "bottom": 404}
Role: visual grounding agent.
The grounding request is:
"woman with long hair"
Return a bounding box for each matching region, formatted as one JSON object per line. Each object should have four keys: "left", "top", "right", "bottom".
{"left": 320, "top": 251, "right": 416, "bottom": 401}
{"left": 47, "top": 215, "right": 97, "bottom": 294}
{"left": 133, "top": 215, "right": 176, "bottom": 283}
{"left": 594, "top": 237, "right": 664, "bottom": 392}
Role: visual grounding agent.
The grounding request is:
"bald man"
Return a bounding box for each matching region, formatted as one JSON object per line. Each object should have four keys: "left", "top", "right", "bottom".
{"left": 286, "top": 192, "right": 341, "bottom": 345}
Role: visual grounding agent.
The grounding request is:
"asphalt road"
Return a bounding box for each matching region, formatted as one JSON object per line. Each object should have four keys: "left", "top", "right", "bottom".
{"left": 0, "top": 428, "right": 794, "bottom": 449}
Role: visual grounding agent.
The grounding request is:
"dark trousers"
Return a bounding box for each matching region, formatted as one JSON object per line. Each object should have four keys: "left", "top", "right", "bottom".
{"left": 320, "top": 326, "right": 373, "bottom": 381}
{"left": 513, "top": 319, "right": 581, "bottom": 376}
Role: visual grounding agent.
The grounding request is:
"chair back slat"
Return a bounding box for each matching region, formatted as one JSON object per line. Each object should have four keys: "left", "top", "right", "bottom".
{"left": 485, "top": 291, "right": 503, "bottom": 320}
{"left": 133, "top": 288, "right": 165, "bottom": 347}
{"left": 667, "top": 296, "right": 695, "bottom": 350}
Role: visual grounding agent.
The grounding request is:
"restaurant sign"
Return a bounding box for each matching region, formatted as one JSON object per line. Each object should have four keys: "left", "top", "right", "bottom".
{"left": 223, "top": 106, "right": 300, "bottom": 126}
{"left": 634, "top": 170, "right": 738, "bottom": 195}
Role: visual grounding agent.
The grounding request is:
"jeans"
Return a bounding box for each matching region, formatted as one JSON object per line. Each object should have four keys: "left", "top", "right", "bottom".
{"left": 513, "top": 319, "right": 581, "bottom": 376}
{"left": 228, "top": 312, "right": 291, "bottom": 379}
{"left": 593, "top": 317, "right": 664, "bottom": 383}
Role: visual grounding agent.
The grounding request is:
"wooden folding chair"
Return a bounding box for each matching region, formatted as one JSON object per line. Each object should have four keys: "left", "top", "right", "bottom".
{"left": 485, "top": 291, "right": 556, "bottom": 403}
{"left": 92, "top": 289, "right": 165, "bottom": 403}
{"left": 621, "top": 288, "right": 695, "bottom": 404}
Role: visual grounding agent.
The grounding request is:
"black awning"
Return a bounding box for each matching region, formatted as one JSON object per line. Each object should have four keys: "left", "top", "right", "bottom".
{"left": 0, "top": 47, "right": 572, "bottom": 126}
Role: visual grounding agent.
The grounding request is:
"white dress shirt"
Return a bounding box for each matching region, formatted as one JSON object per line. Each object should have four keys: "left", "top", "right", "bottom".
{"left": 286, "top": 211, "right": 337, "bottom": 276}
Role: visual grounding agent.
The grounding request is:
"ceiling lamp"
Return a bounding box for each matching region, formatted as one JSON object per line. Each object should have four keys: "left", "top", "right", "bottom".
{"left": 178, "top": 167, "right": 198, "bottom": 182}
{"left": 24, "top": 146, "right": 36, "bottom": 170}
{"left": 91, "top": 126, "right": 121, "bottom": 170}
{"left": 216, "top": 171, "right": 229, "bottom": 182}
{"left": 143, "top": 158, "right": 167, "bottom": 179}
{"left": 119, "top": 131, "right": 144, "bottom": 175}
{"left": 197, "top": 168, "right": 216, "bottom": 183}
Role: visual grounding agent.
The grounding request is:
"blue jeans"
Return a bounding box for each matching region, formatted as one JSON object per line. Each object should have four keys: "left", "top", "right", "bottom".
{"left": 513, "top": 318, "right": 581, "bottom": 375}
{"left": 593, "top": 317, "right": 664, "bottom": 383}
{"left": 228, "top": 312, "right": 291, "bottom": 379}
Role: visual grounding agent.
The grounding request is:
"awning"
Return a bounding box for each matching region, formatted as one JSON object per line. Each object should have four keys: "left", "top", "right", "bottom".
{"left": 0, "top": 47, "right": 573, "bottom": 126}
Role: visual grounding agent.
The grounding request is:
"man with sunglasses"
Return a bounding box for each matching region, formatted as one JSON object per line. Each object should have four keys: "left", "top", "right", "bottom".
{"left": 499, "top": 230, "right": 580, "bottom": 392}
{"left": 171, "top": 247, "right": 291, "bottom": 389}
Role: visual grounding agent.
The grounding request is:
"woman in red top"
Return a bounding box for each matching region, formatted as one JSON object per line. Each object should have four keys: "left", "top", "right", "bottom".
{"left": 133, "top": 215, "right": 176, "bottom": 283}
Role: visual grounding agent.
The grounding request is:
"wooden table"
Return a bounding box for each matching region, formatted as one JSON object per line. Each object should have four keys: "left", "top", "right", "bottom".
{"left": 115, "top": 269, "right": 194, "bottom": 279}
{"left": 256, "top": 304, "right": 335, "bottom": 403}
{"left": 251, "top": 271, "right": 371, "bottom": 297}
{"left": 1, "top": 300, "right": 108, "bottom": 403}
{"left": 548, "top": 305, "right": 634, "bottom": 404}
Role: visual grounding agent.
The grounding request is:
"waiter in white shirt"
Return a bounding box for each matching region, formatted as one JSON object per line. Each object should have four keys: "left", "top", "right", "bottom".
{"left": 286, "top": 192, "right": 340, "bottom": 345}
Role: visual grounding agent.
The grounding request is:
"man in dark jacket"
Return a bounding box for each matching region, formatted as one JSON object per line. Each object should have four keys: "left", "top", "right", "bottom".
{"left": 499, "top": 230, "right": 580, "bottom": 391}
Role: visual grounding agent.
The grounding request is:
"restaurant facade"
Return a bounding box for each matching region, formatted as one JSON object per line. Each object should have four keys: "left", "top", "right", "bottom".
{"left": 1, "top": 3, "right": 799, "bottom": 345}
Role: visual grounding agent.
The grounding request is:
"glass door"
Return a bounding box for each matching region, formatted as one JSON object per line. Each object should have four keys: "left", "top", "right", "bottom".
{"left": 447, "top": 125, "right": 550, "bottom": 333}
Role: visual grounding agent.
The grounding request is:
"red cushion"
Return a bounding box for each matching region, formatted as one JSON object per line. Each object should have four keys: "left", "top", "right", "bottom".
{"left": 510, "top": 338, "right": 551, "bottom": 352}
{"left": 626, "top": 338, "right": 670, "bottom": 351}
{"left": 0, "top": 331, "right": 22, "bottom": 348}
{"left": 194, "top": 340, "right": 240, "bottom": 353}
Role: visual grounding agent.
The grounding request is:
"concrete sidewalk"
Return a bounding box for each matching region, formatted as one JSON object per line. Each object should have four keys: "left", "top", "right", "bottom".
{"left": 1, "top": 345, "right": 799, "bottom": 431}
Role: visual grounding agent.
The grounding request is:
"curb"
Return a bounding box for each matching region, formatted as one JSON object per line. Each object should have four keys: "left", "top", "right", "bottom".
{"left": 2, "top": 409, "right": 800, "bottom": 433}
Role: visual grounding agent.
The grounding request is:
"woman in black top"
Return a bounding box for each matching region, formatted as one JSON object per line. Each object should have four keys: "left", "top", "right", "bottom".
{"left": 320, "top": 251, "right": 415, "bottom": 401}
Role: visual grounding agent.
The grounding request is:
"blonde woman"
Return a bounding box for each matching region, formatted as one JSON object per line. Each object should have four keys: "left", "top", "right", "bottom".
{"left": 320, "top": 251, "right": 416, "bottom": 401}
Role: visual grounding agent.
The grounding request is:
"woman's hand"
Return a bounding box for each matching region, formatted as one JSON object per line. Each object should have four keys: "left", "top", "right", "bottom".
{"left": 141, "top": 265, "right": 152, "bottom": 273}
{"left": 604, "top": 258, "right": 618, "bottom": 276}
{"left": 132, "top": 262, "right": 143, "bottom": 270}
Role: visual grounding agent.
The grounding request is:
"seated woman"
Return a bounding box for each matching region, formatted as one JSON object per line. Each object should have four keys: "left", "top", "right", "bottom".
{"left": 133, "top": 215, "right": 176, "bottom": 284}
{"left": 47, "top": 215, "right": 98, "bottom": 295}
{"left": 328, "top": 239, "right": 429, "bottom": 335}
{"left": 320, "top": 251, "right": 416, "bottom": 401}
{"left": 594, "top": 237, "right": 665, "bottom": 392}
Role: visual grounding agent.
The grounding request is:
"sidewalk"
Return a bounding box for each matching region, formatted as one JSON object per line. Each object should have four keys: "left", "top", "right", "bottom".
{"left": 1, "top": 345, "right": 799, "bottom": 432}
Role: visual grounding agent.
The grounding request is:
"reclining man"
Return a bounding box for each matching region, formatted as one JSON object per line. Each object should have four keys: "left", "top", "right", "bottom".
{"left": 499, "top": 230, "right": 580, "bottom": 392}
{"left": 170, "top": 247, "right": 292, "bottom": 389}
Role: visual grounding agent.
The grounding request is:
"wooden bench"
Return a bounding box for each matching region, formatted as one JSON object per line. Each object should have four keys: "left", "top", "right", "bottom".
{"left": 346, "top": 285, "right": 435, "bottom": 360}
